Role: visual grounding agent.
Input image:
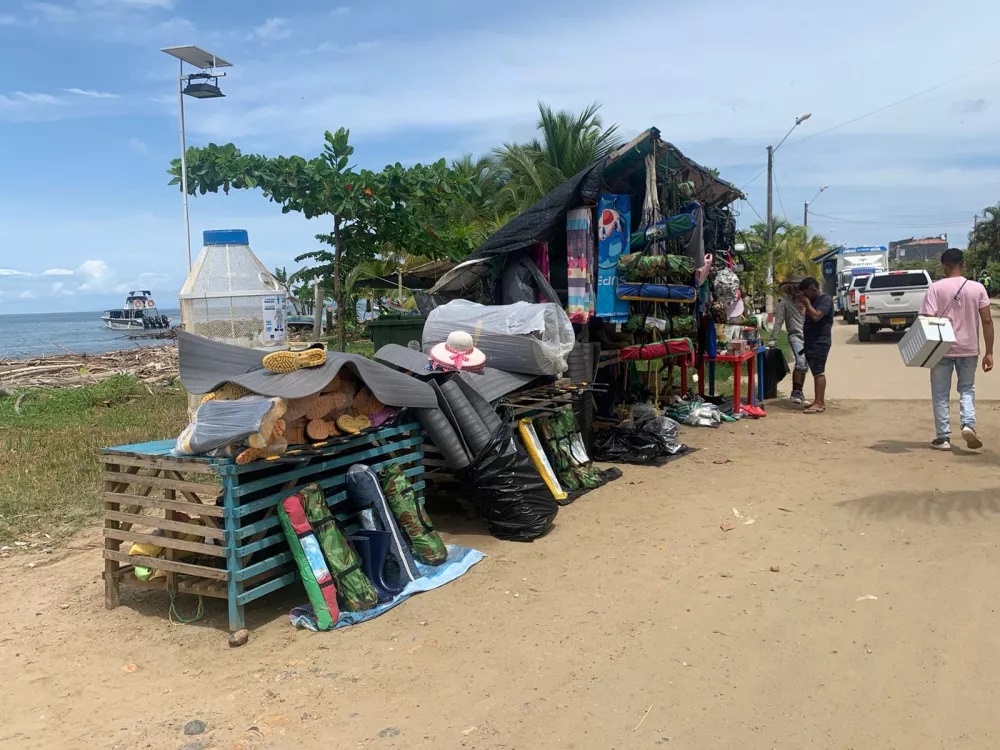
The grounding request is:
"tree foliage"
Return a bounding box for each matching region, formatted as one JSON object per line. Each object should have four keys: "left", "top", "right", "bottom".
{"left": 965, "top": 204, "right": 1000, "bottom": 276}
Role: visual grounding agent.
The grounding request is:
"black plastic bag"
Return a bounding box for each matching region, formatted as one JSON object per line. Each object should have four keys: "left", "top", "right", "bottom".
{"left": 459, "top": 424, "right": 558, "bottom": 542}
{"left": 592, "top": 427, "right": 665, "bottom": 465}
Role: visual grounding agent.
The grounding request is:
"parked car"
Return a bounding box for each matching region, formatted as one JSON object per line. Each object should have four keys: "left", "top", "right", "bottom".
{"left": 857, "top": 270, "right": 932, "bottom": 342}
{"left": 842, "top": 274, "right": 872, "bottom": 324}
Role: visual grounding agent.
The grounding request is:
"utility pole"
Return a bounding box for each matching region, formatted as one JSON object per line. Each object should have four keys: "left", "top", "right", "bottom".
{"left": 803, "top": 200, "right": 809, "bottom": 229}
{"left": 765, "top": 145, "right": 774, "bottom": 313}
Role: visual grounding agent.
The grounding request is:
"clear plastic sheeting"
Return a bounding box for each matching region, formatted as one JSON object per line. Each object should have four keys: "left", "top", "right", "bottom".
{"left": 423, "top": 300, "right": 575, "bottom": 376}
{"left": 174, "top": 395, "right": 287, "bottom": 455}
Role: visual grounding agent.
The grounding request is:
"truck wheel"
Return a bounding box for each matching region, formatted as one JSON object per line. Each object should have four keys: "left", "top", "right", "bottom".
{"left": 845, "top": 312, "right": 855, "bottom": 324}
{"left": 858, "top": 324, "right": 872, "bottom": 342}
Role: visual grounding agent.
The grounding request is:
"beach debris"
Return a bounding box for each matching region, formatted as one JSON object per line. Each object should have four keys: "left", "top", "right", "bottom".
{"left": 228, "top": 629, "right": 250, "bottom": 648}
{"left": 0, "top": 345, "right": 178, "bottom": 391}
{"left": 183, "top": 720, "right": 207, "bottom": 736}
{"left": 856, "top": 595, "right": 878, "bottom": 602}
{"left": 770, "top": 565, "right": 780, "bottom": 573}
{"left": 632, "top": 704, "right": 654, "bottom": 732}
{"left": 377, "top": 727, "right": 401, "bottom": 738}
{"left": 720, "top": 521, "right": 736, "bottom": 532}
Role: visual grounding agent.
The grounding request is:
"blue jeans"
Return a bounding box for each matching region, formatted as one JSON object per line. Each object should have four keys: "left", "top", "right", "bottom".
{"left": 930, "top": 356, "right": 977, "bottom": 439}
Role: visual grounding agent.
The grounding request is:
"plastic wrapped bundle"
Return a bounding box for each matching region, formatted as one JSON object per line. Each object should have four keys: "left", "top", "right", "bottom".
{"left": 625, "top": 314, "right": 697, "bottom": 338}
{"left": 615, "top": 283, "right": 697, "bottom": 303}
{"left": 423, "top": 300, "right": 575, "bottom": 376}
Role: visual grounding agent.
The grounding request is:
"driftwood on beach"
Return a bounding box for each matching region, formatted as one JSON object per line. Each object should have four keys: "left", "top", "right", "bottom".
{"left": 0, "top": 345, "right": 179, "bottom": 391}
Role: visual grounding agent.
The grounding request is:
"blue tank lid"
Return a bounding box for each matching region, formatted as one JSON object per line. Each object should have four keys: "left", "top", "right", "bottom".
{"left": 203, "top": 229, "right": 249, "bottom": 246}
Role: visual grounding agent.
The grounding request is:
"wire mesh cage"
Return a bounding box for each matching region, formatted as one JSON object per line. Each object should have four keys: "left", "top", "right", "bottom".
{"left": 179, "top": 229, "right": 287, "bottom": 348}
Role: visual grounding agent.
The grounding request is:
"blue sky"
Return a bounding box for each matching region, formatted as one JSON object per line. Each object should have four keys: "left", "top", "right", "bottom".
{"left": 1, "top": 0, "right": 998, "bottom": 314}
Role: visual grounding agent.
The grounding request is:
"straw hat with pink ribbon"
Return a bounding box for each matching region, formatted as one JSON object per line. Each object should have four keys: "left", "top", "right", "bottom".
{"left": 428, "top": 331, "right": 486, "bottom": 373}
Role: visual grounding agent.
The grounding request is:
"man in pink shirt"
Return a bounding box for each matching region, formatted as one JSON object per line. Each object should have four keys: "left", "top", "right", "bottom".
{"left": 919, "top": 248, "right": 994, "bottom": 450}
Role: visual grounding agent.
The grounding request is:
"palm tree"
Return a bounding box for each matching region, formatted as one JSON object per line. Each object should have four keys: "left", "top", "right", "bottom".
{"left": 493, "top": 102, "right": 622, "bottom": 212}
{"left": 272, "top": 266, "right": 303, "bottom": 314}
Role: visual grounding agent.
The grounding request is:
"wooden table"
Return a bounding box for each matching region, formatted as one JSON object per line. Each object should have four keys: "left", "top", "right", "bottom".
{"left": 102, "top": 421, "right": 424, "bottom": 633}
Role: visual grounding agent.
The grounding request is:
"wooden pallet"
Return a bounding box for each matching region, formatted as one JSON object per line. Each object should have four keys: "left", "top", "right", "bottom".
{"left": 102, "top": 421, "right": 424, "bottom": 632}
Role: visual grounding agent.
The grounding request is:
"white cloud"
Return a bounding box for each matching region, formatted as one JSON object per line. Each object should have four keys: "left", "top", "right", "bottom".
{"left": 251, "top": 17, "right": 292, "bottom": 41}
{"left": 51, "top": 281, "right": 73, "bottom": 295}
{"left": 0, "top": 268, "right": 31, "bottom": 277}
{"left": 11, "top": 92, "right": 60, "bottom": 105}
{"left": 0, "top": 14, "right": 18, "bottom": 24}
{"left": 128, "top": 137, "right": 149, "bottom": 155}
{"left": 43, "top": 268, "right": 74, "bottom": 276}
{"left": 64, "top": 88, "right": 120, "bottom": 99}
{"left": 18, "top": 290, "right": 36, "bottom": 300}
{"left": 77, "top": 259, "right": 114, "bottom": 292}
{"left": 26, "top": 2, "right": 78, "bottom": 23}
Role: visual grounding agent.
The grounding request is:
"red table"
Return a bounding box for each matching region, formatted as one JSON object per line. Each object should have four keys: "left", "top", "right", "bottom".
{"left": 697, "top": 349, "right": 757, "bottom": 415}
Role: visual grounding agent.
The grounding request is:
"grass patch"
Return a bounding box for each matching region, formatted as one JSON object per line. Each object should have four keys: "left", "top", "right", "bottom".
{"left": 0, "top": 376, "right": 188, "bottom": 543}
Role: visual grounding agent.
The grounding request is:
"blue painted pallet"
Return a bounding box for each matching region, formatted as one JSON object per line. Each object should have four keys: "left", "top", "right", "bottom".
{"left": 102, "top": 421, "right": 425, "bottom": 632}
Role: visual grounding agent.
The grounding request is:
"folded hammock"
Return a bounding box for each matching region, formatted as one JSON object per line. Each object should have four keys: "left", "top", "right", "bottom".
{"left": 625, "top": 314, "right": 697, "bottom": 338}
{"left": 616, "top": 339, "right": 694, "bottom": 365}
{"left": 630, "top": 203, "right": 698, "bottom": 252}
{"left": 617, "top": 253, "right": 694, "bottom": 281}
{"left": 616, "top": 283, "right": 696, "bottom": 303}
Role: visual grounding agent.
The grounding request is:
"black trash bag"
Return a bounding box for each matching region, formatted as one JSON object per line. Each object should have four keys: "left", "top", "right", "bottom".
{"left": 592, "top": 426, "right": 665, "bottom": 465}
{"left": 458, "top": 424, "right": 558, "bottom": 542}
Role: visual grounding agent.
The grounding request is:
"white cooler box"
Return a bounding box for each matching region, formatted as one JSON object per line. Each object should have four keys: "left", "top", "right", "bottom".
{"left": 898, "top": 316, "right": 956, "bottom": 368}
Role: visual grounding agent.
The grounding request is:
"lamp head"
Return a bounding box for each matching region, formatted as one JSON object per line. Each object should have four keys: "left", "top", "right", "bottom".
{"left": 795, "top": 113, "right": 812, "bottom": 125}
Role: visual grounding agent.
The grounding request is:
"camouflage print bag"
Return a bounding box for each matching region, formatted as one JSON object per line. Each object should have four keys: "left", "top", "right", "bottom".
{"left": 378, "top": 464, "right": 447, "bottom": 566}
{"left": 535, "top": 406, "right": 606, "bottom": 493}
{"left": 299, "top": 484, "right": 379, "bottom": 612}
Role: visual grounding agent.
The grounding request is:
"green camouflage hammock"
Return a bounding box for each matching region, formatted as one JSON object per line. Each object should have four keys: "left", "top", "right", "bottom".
{"left": 300, "top": 484, "right": 379, "bottom": 612}
{"left": 533, "top": 406, "right": 605, "bottom": 495}
{"left": 617, "top": 253, "right": 695, "bottom": 282}
{"left": 625, "top": 314, "right": 697, "bottom": 338}
{"left": 379, "top": 464, "right": 447, "bottom": 566}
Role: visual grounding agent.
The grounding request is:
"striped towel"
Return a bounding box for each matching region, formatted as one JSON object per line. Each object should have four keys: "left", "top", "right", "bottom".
{"left": 566, "top": 208, "right": 595, "bottom": 323}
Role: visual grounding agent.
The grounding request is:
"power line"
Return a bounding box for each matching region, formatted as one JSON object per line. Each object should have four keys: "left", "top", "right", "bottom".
{"left": 791, "top": 55, "right": 1000, "bottom": 147}
{"left": 742, "top": 198, "right": 765, "bottom": 224}
{"left": 740, "top": 166, "right": 766, "bottom": 191}
{"left": 772, "top": 166, "right": 788, "bottom": 219}
{"left": 808, "top": 211, "right": 972, "bottom": 229}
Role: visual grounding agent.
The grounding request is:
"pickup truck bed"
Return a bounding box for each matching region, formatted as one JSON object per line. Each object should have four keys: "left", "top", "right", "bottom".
{"left": 857, "top": 270, "right": 931, "bottom": 342}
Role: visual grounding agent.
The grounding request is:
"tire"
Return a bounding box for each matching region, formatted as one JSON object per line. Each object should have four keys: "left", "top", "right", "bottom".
{"left": 858, "top": 324, "right": 873, "bottom": 342}
{"left": 845, "top": 312, "right": 855, "bottom": 324}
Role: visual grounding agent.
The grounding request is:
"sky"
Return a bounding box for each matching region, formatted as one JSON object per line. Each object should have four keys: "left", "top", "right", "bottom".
{"left": 0, "top": 0, "right": 998, "bottom": 314}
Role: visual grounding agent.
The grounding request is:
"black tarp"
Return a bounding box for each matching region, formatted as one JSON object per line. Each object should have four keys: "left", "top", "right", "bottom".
{"left": 467, "top": 158, "right": 608, "bottom": 261}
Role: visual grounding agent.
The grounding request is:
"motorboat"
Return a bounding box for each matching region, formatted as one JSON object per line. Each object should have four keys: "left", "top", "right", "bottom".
{"left": 102, "top": 290, "right": 172, "bottom": 331}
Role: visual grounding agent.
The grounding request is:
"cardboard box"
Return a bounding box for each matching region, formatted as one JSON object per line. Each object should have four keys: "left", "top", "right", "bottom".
{"left": 898, "top": 316, "right": 956, "bottom": 368}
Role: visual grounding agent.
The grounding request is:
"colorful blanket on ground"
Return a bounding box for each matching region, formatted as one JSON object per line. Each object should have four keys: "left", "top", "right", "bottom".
{"left": 566, "top": 209, "right": 595, "bottom": 323}
{"left": 289, "top": 544, "right": 484, "bottom": 630}
{"left": 596, "top": 195, "right": 632, "bottom": 323}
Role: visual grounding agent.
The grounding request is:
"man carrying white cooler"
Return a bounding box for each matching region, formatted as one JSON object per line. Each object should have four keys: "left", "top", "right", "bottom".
{"left": 920, "top": 248, "right": 994, "bottom": 450}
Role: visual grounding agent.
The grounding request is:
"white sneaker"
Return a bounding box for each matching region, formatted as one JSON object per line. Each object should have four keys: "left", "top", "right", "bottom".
{"left": 931, "top": 438, "right": 952, "bottom": 451}
{"left": 962, "top": 426, "right": 983, "bottom": 450}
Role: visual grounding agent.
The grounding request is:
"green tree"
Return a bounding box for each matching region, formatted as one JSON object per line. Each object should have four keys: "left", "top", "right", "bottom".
{"left": 169, "top": 129, "right": 473, "bottom": 350}
{"left": 738, "top": 220, "right": 828, "bottom": 298}
{"left": 966, "top": 204, "right": 1000, "bottom": 275}
{"left": 493, "top": 102, "right": 622, "bottom": 212}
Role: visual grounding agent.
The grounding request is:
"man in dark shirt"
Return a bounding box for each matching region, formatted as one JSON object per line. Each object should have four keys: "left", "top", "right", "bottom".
{"left": 797, "top": 277, "right": 834, "bottom": 413}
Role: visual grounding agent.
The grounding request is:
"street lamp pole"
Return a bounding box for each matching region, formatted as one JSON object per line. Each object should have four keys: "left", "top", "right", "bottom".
{"left": 162, "top": 46, "right": 233, "bottom": 274}
{"left": 803, "top": 185, "right": 829, "bottom": 231}
{"left": 766, "top": 112, "right": 811, "bottom": 313}
{"left": 177, "top": 59, "right": 192, "bottom": 270}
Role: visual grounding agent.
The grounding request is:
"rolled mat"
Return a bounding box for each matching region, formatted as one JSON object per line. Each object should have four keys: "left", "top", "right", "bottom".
{"left": 416, "top": 407, "right": 471, "bottom": 469}
{"left": 279, "top": 493, "right": 340, "bottom": 630}
{"left": 616, "top": 283, "right": 697, "bottom": 303}
{"left": 439, "top": 379, "right": 492, "bottom": 455}
{"left": 453, "top": 376, "right": 503, "bottom": 434}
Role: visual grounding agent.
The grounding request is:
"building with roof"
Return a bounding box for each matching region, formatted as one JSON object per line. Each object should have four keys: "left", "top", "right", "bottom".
{"left": 888, "top": 235, "right": 948, "bottom": 263}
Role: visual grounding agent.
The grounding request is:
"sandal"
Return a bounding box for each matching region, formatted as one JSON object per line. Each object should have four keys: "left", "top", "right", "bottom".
{"left": 803, "top": 405, "right": 826, "bottom": 414}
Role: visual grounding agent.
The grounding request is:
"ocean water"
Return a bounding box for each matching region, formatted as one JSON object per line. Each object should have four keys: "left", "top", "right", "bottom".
{"left": 0, "top": 309, "right": 181, "bottom": 360}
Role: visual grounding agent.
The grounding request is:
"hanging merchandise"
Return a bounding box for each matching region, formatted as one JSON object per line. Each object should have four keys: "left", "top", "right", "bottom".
{"left": 378, "top": 464, "right": 448, "bottom": 566}
{"left": 459, "top": 424, "right": 559, "bottom": 542}
{"left": 616, "top": 339, "right": 694, "bottom": 363}
{"left": 595, "top": 194, "right": 632, "bottom": 323}
{"left": 298, "top": 484, "right": 380, "bottom": 612}
{"left": 617, "top": 253, "right": 695, "bottom": 282}
{"left": 712, "top": 267, "right": 741, "bottom": 313}
{"left": 625, "top": 314, "right": 697, "bottom": 338}
{"left": 518, "top": 418, "right": 568, "bottom": 502}
{"left": 616, "top": 283, "right": 697, "bottom": 303}
{"left": 279, "top": 493, "right": 341, "bottom": 630}
{"left": 630, "top": 210, "right": 696, "bottom": 252}
{"left": 682, "top": 202, "right": 706, "bottom": 271}
{"left": 566, "top": 208, "right": 596, "bottom": 323}
{"left": 531, "top": 242, "right": 552, "bottom": 303}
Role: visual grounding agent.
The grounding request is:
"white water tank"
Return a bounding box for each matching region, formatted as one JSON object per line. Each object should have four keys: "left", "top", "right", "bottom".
{"left": 179, "top": 229, "right": 287, "bottom": 347}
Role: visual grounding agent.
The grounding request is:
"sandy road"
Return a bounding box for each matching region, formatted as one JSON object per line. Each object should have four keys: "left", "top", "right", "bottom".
{"left": 3, "top": 394, "right": 1000, "bottom": 749}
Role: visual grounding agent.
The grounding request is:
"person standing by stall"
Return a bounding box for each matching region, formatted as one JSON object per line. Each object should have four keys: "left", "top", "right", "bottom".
{"left": 769, "top": 281, "right": 807, "bottom": 404}
{"left": 797, "top": 277, "right": 834, "bottom": 414}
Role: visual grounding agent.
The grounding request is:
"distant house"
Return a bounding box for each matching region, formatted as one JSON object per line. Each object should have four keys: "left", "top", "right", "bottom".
{"left": 889, "top": 235, "right": 948, "bottom": 263}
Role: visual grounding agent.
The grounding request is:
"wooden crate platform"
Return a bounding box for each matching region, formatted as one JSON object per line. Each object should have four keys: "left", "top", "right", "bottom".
{"left": 102, "top": 421, "right": 424, "bottom": 632}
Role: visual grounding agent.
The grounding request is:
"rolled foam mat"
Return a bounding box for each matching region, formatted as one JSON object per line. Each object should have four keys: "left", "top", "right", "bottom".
{"left": 439, "top": 380, "right": 492, "bottom": 455}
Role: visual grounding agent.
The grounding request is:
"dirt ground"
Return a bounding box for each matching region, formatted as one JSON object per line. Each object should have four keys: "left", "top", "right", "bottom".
{"left": 4, "top": 374, "right": 1000, "bottom": 749}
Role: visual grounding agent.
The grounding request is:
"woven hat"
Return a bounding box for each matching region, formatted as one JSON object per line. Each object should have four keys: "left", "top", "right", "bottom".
{"left": 428, "top": 331, "right": 486, "bottom": 373}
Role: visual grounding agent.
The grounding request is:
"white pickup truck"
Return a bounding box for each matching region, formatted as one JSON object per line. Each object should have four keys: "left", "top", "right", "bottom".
{"left": 843, "top": 274, "right": 872, "bottom": 324}
{"left": 857, "top": 270, "right": 931, "bottom": 342}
